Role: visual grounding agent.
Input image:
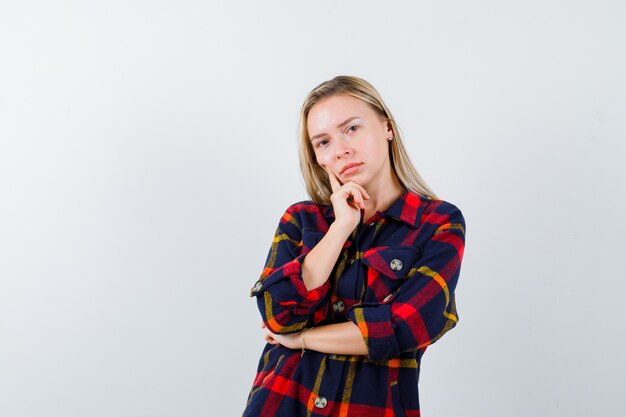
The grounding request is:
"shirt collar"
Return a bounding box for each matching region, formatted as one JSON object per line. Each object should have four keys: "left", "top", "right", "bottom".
{"left": 324, "top": 188, "right": 430, "bottom": 228}
{"left": 379, "top": 188, "right": 430, "bottom": 227}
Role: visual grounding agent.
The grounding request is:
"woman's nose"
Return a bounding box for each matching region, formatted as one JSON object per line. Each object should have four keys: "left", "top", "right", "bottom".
{"left": 335, "top": 138, "right": 352, "bottom": 159}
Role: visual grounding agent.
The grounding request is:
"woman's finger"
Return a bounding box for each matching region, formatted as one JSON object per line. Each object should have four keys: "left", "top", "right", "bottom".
{"left": 344, "top": 188, "right": 362, "bottom": 210}
{"left": 344, "top": 181, "right": 370, "bottom": 200}
{"left": 342, "top": 184, "right": 366, "bottom": 210}
{"left": 349, "top": 185, "right": 366, "bottom": 208}
{"left": 324, "top": 166, "right": 342, "bottom": 192}
{"left": 357, "top": 192, "right": 365, "bottom": 209}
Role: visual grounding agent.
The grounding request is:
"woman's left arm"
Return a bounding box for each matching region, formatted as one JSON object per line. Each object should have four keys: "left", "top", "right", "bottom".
{"left": 262, "top": 321, "right": 367, "bottom": 355}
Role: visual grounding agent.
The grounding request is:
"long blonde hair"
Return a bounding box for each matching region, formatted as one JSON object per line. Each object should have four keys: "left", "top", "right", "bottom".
{"left": 298, "top": 75, "right": 438, "bottom": 204}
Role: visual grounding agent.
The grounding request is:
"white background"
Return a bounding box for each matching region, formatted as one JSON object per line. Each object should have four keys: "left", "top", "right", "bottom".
{"left": 1, "top": 1, "right": 625, "bottom": 416}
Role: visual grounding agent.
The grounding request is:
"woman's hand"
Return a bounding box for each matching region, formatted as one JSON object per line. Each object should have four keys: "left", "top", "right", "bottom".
{"left": 261, "top": 321, "right": 302, "bottom": 350}
{"left": 323, "top": 165, "right": 370, "bottom": 232}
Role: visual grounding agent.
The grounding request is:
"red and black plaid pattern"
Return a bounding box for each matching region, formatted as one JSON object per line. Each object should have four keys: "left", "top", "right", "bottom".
{"left": 244, "top": 189, "right": 466, "bottom": 416}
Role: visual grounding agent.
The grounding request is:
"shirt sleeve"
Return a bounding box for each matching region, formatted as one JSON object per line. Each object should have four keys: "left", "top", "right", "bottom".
{"left": 249, "top": 203, "right": 331, "bottom": 334}
{"left": 347, "top": 202, "right": 466, "bottom": 363}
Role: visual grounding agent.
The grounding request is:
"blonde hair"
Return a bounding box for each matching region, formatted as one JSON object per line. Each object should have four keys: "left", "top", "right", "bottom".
{"left": 298, "top": 75, "right": 438, "bottom": 204}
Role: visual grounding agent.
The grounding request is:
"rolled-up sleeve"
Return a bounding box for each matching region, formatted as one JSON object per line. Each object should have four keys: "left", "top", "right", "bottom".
{"left": 250, "top": 204, "right": 330, "bottom": 334}
{"left": 347, "top": 203, "right": 466, "bottom": 363}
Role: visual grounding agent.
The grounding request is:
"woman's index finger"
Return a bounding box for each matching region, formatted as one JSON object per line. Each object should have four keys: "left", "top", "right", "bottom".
{"left": 324, "top": 166, "right": 342, "bottom": 192}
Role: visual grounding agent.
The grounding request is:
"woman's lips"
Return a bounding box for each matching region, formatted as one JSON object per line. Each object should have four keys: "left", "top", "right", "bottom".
{"left": 341, "top": 163, "right": 362, "bottom": 176}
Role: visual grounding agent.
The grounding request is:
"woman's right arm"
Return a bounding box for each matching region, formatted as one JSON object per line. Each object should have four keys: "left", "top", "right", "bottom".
{"left": 250, "top": 167, "right": 368, "bottom": 334}
{"left": 302, "top": 165, "right": 369, "bottom": 291}
{"left": 249, "top": 204, "right": 355, "bottom": 334}
{"left": 301, "top": 222, "right": 353, "bottom": 291}
{"left": 248, "top": 203, "right": 344, "bottom": 334}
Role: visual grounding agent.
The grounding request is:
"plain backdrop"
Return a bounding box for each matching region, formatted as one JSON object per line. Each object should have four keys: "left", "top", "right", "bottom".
{"left": 1, "top": 1, "right": 625, "bottom": 416}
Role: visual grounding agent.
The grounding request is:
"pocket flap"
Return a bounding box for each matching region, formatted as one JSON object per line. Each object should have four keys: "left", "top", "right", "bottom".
{"left": 363, "top": 246, "right": 419, "bottom": 280}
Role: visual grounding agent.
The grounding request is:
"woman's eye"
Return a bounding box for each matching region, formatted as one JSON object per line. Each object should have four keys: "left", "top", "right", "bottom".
{"left": 316, "top": 139, "right": 329, "bottom": 148}
{"left": 347, "top": 125, "right": 359, "bottom": 133}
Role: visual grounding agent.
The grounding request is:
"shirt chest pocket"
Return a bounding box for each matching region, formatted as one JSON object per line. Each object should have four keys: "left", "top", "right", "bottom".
{"left": 362, "top": 245, "right": 420, "bottom": 302}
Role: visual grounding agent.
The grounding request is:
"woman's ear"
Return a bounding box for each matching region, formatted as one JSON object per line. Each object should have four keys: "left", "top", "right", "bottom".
{"left": 385, "top": 120, "right": 394, "bottom": 139}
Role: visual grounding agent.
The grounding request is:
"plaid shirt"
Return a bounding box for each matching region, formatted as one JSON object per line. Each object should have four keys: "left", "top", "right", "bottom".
{"left": 243, "top": 189, "right": 466, "bottom": 417}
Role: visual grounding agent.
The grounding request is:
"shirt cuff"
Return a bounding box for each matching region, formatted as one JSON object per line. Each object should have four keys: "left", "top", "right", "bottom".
{"left": 250, "top": 253, "right": 331, "bottom": 316}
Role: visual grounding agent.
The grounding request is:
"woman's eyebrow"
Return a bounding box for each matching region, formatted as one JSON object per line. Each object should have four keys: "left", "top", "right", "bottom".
{"left": 310, "top": 117, "right": 361, "bottom": 142}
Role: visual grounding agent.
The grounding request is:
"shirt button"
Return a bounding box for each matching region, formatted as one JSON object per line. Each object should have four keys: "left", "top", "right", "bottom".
{"left": 368, "top": 222, "right": 376, "bottom": 227}
{"left": 332, "top": 300, "right": 345, "bottom": 313}
{"left": 390, "top": 259, "right": 403, "bottom": 271}
{"left": 349, "top": 258, "right": 356, "bottom": 264}
{"left": 252, "top": 281, "right": 263, "bottom": 293}
{"left": 383, "top": 293, "right": 393, "bottom": 303}
{"left": 328, "top": 354, "right": 337, "bottom": 360}
{"left": 314, "top": 396, "right": 327, "bottom": 409}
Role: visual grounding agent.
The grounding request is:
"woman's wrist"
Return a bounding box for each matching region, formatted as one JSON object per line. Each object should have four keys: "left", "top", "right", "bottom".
{"left": 300, "top": 328, "right": 310, "bottom": 356}
{"left": 329, "top": 222, "right": 355, "bottom": 240}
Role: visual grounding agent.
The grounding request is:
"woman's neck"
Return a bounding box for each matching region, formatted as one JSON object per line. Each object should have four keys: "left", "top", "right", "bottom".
{"left": 362, "top": 174, "right": 406, "bottom": 223}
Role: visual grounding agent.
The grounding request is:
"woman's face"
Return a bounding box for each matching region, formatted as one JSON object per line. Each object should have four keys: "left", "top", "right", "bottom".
{"left": 307, "top": 94, "right": 393, "bottom": 188}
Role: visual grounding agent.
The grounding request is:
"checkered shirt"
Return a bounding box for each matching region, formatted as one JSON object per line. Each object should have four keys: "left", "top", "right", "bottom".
{"left": 244, "top": 189, "right": 466, "bottom": 417}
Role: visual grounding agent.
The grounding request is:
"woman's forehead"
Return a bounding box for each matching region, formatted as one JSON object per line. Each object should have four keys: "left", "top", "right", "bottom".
{"left": 307, "top": 95, "right": 374, "bottom": 132}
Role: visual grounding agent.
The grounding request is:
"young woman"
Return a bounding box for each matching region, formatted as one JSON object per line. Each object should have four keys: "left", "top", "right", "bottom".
{"left": 243, "top": 76, "right": 466, "bottom": 417}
